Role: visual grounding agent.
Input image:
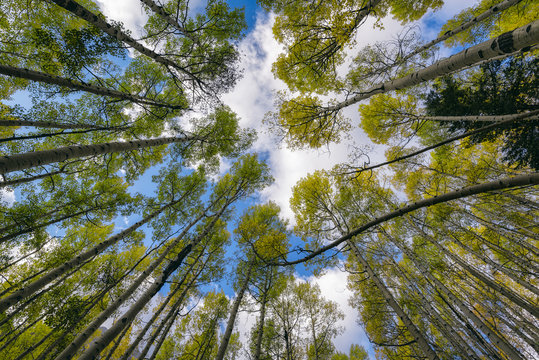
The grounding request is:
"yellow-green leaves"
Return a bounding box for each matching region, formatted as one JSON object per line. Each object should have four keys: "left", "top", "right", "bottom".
{"left": 359, "top": 93, "right": 421, "bottom": 144}
{"left": 440, "top": 0, "right": 539, "bottom": 47}
{"left": 270, "top": 93, "right": 349, "bottom": 149}
{"left": 235, "top": 202, "right": 289, "bottom": 262}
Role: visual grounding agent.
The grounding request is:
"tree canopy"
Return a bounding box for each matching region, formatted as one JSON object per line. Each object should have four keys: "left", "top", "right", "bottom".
{"left": 0, "top": 0, "right": 537, "bottom": 360}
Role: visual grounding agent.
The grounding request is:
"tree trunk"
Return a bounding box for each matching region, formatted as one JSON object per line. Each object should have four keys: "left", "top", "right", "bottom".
{"left": 145, "top": 300, "right": 184, "bottom": 360}
{"left": 389, "top": 257, "right": 481, "bottom": 359}
{"left": 51, "top": 209, "right": 209, "bottom": 360}
{"left": 253, "top": 285, "right": 269, "bottom": 360}
{"left": 33, "top": 258, "right": 148, "bottom": 360}
{"left": 325, "top": 19, "right": 539, "bottom": 112}
{"left": 0, "top": 127, "right": 125, "bottom": 144}
{"left": 0, "top": 134, "right": 198, "bottom": 174}
{"left": 395, "top": 240, "right": 526, "bottom": 360}
{"left": 50, "top": 0, "right": 193, "bottom": 78}
{"left": 78, "top": 244, "right": 194, "bottom": 360}
{"left": 214, "top": 264, "right": 253, "bottom": 360}
{"left": 421, "top": 112, "right": 539, "bottom": 122}
{"left": 350, "top": 112, "right": 539, "bottom": 174}
{"left": 65, "top": 201, "right": 232, "bottom": 360}
{"left": 0, "top": 195, "right": 191, "bottom": 312}
{"left": 347, "top": 241, "right": 439, "bottom": 360}
{"left": 448, "top": 218, "right": 538, "bottom": 274}
{"left": 285, "top": 172, "right": 539, "bottom": 266}
{"left": 0, "top": 118, "right": 115, "bottom": 129}
{"left": 445, "top": 231, "right": 539, "bottom": 296}
{"left": 120, "top": 245, "right": 210, "bottom": 360}
{"left": 102, "top": 323, "right": 131, "bottom": 360}
{"left": 358, "top": 0, "right": 524, "bottom": 81}
{"left": 402, "top": 223, "right": 539, "bottom": 316}
{"left": 0, "top": 64, "right": 180, "bottom": 109}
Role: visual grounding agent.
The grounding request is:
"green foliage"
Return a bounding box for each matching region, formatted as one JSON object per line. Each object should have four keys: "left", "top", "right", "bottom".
{"left": 425, "top": 56, "right": 539, "bottom": 169}
{"left": 271, "top": 93, "right": 349, "bottom": 149}
{"left": 439, "top": 0, "right": 539, "bottom": 47}
{"left": 182, "top": 106, "right": 257, "bottom": 172}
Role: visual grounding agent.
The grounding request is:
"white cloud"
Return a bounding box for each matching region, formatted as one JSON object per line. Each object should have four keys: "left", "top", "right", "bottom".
{"left": 0, "top": 188, "right": 15, "bottom": 206}
{"left": 307, "top": 268, "right": 372, "bottom": 356}
{"left": 97, "top": 0, "right": 148, "bottom": 37}
{"left": 233, "top": 268, "right": 371, "bottom": 358}
{"left": 222, "top": 13, "right": 395, "bottom": 224}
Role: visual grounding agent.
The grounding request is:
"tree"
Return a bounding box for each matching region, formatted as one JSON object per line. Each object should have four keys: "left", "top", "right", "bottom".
{"left": 215, "top": 202, "right": 289, "bottom": 360}
{"left": 288, "top": 144, "right": 538, "bottom": 359}
{"left": 425, "top": 56, "right": 539, "bottom": 169}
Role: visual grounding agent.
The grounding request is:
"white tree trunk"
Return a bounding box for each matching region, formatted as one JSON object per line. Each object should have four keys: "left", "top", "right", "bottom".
{"left": 347, "top": 241, "right": 439, "bottom": 359}
{"left": 285, "top": 172, "right": 539, "bottom": 265}
{"left": 0, "top": 134, "right": 196, "bottom": 174}
{"left": 397, "top": 242, "right": 526, "bottom": 360}
{"left": 66, "top": 198, "right": 235, "bottom": 360}
{"left": 0, "top": 64, "right": 180, "bottom": 109}
{"left": 0, "top": 195, "right": 189, "bottom": 312}
{"left": 50, "top": 0, "right": 193, "bottom": 78}
{"left": 359, "top": 0, "right": 524, "bottom": 81}
{"left": 214, "top": 264, "right": 253, "bottom": 360}
{"left": 52, "top": 209, "right": 209, "bottom": 360}
{"left": 389, "top": 257, "right": 481, "bottom": 359}
{"left": 350, "top": 111, "right": 539, "bottom": 174}
{"left": 326, "top": 19, "right": 539, "bottom": 112}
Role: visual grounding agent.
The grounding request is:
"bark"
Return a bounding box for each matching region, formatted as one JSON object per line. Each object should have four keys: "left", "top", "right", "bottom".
{"left": 390, "top": 257, "right": 481, "bottom": 359}
{"left": 349, "top": 112, "right": 539, "bottom": 175}
{"left": 420, "top": 112, "right": 539, "bottom": 122}
{"left": 491, "top": 303, "right": 539, "bottom": 352}
{"left": 0, "top": 255, "right": 89, "bottom": 328}
{"left": 214, "top": 264, "right": 253, "bottom": 360}
{"left": 0, "top": 195, "right": 192, "bottom": 313}
{"left": 283, "top": 172, "right": 539, "bottom": 266}
{"left": 118, "top": 283, "right": 180, "bottom": 360}
{"left": 403, "top": 223, "right": 539, "bottom": 316}
{"left": 102, "top": 324, "right": 131, "bottom": 360}
{"left": 347, "top": 241, "right": 439, "bottom": 359}
{"left": 0, "top": 64, "right": 181, "bottom": 109}
{"left": 358, "top": 0, "right": 524, "bottom": 81}
{"left": 0, "top": 134, "right": 198, "bottom": 174}
{"left": 446, "top": 232, "right": 539, "bottom": 296}
{"left": 0, "top": 118, "right": 115, "bottom": 129}
{"left": 33, "top": 252, "right": 154, "bottom": 360}
{"left": 139, "top": 0, "right": 195, "bottom": 40}
{"left": 396, "top": 241, "right": 526, "bottom": 360}
{"left": 119, "top": 245, "right": 209, "bottom": 360}
{"left": 0, "top": 127, "right": 126, "bottom": 144}
{"left": 455, "top": 205, "right": 539, "bottom": 266}
{"left": 436, "top": 287, "right": 505, "bottom": 359}
{"left": 492, "top": 301, "right": 539, "bottom": 348}
{"left": 253, "top": 288, "right": 268, "bottom": 360}
{"left": 50, "top": 0, "right": 193, "bottom": 78}
{"left": 457, "top": 222, "right": 538, "bottom": 275}
{"left": 145, "top": 298, "right": 185, "bottom": 360}
{"left": 77, "top": 244, "right": 194, "bottom": 360}
{"left": 66, "top": 200, "right": 233, "bottom": 360}
{"left": 51, "top": 209, "right": 208, "bottom": 360}
{"left": 323, "top": 19, "right": 539, "bottom": 113}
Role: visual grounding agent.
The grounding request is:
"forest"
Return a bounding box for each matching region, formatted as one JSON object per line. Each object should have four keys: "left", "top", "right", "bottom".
{"left": 0, "top": 0, "right": 537, "bottom": 359}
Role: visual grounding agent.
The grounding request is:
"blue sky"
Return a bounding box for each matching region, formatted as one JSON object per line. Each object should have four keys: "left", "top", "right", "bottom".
{"left": 1, "top": 0, "right": 475, "bottom": 357}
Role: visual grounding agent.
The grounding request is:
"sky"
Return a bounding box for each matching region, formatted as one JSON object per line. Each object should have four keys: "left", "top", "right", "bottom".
{"left": 3, "top": 0, "right": 476, "bottom": 357}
